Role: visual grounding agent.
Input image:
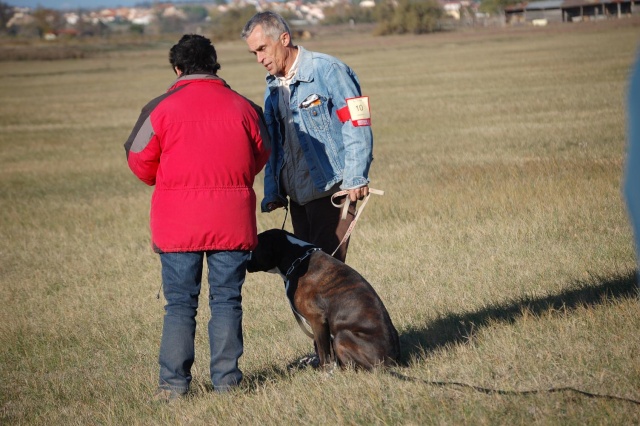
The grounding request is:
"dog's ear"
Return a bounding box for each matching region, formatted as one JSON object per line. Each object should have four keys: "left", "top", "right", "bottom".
{"left": 247, "top": 230, "right": 282, "bottom": 272}
{"left": 261, "top": 230, "right": 283, "bottom": 257}
{"left": 261, "top": 229, "right": 289, "bottom": 252}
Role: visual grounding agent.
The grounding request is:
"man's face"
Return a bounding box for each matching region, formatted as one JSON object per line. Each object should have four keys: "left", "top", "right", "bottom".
{"left": 245, "top": 24, "right": 289, "bottom": 77}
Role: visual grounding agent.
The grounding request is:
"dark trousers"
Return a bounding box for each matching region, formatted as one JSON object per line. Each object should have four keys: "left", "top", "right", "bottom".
{"left": 289, "top": 196, "right": 356, "bottom": 263}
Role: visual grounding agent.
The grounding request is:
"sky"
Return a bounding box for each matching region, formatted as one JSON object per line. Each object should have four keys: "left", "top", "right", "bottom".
{"left": 8, "top": 0, "right": 142, "bottom": 9}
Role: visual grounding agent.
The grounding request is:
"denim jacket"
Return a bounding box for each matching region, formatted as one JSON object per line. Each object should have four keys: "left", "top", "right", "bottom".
{"left": 261, "top": 46, "right": 373, "bottom": 212}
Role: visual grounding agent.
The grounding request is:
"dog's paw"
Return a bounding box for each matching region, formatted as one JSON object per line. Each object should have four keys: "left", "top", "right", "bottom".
{"left": 287, "top": 353, "right": 320, "bottom": 371}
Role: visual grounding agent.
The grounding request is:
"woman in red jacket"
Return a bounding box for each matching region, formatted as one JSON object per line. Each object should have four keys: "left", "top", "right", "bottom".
{"left": 124, "top": 34, "right": 270, "bottom": 401}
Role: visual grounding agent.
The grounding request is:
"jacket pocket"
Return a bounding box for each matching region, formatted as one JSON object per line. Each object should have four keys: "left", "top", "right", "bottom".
{"left": 299, "top": 94, "right": 331, "bottom": 134}
{"left": 298, "top": 94, "right": 342, "bottom": 182}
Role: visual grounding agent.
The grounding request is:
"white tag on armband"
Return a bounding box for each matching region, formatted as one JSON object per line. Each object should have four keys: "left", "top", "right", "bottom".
{"left": 346, "top": 96, "right": 371, "bottom": 127}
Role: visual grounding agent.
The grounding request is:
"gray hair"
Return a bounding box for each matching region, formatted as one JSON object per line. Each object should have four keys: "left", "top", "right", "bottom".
{"left": 241, "top": 11, "right": 291, "bottom": 41}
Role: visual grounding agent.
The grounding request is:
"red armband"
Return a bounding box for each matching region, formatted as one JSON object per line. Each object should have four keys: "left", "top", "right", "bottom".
{"left": 336, "top": 96, "right": 371, "bottom": 127}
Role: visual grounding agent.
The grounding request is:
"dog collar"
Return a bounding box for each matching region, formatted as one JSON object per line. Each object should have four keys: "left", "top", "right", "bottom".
{"left": 285, "top": 247, "right": 322, "bottom": 278}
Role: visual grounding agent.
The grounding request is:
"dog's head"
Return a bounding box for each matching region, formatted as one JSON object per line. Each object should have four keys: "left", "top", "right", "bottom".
{"left": 247, "top": 229, "right": 287, "bottom": 273}
{"left": 247, "top": 229, "right": 316, "bottom": 274}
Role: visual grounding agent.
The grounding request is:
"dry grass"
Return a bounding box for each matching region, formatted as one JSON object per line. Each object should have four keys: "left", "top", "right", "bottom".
{"left": 1, "top": 19, "right": 639, "bottom": 424}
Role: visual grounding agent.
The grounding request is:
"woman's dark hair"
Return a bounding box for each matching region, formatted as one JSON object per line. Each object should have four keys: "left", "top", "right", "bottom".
{"left": 169, "top": 34, "right": 221, "bottom": 76}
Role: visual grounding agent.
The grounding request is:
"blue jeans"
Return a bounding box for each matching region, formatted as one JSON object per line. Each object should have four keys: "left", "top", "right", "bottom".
{"left": 158, "top": 250, "right": 249, "bottom": 394}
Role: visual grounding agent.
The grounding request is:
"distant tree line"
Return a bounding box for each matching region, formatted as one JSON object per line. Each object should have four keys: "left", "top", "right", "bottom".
{"left": 374, "top": 0, "right": 444, "bottom": 34}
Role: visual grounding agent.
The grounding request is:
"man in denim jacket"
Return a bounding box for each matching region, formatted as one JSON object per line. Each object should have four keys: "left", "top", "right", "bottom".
{"left": 242, "top": 11, "right": 374, "bottom": 262}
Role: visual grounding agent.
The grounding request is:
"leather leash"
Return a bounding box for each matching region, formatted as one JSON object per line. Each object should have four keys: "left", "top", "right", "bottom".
{"left": 330, "top": 188, "right": 384, "bottom": 257}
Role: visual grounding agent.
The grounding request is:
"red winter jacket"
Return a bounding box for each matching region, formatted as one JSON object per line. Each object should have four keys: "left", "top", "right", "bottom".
{"left": 124, "top": 74, "right": 271, "bottom": 253}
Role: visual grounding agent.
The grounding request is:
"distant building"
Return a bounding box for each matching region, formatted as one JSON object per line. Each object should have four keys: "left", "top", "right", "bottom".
{"left": 505, "top": 0, "right": 640, "bottom": 23}
{"left": 562, "top": 0, "right": 637, "bottom": 21}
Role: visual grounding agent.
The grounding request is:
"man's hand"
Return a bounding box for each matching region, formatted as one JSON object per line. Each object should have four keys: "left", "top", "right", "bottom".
{"left": 266, "top": 201, "right": 285, "bottom": 211}
{"left": 347, "top": 185, "right": 369, "bottom": 202}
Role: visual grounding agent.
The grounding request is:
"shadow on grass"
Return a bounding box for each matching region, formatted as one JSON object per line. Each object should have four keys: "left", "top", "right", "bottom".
{"left": 398, "top": 270, "right": 639, "bottom": 365}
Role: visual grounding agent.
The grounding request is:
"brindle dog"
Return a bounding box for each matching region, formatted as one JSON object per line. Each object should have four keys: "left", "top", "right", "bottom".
{"left": 247, "top": 229, "right": 400, "bottom": 370}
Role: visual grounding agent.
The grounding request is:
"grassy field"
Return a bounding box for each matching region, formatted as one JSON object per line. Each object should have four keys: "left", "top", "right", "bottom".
{"left": 1, "top": 18, "right": 639, "bottom": 424}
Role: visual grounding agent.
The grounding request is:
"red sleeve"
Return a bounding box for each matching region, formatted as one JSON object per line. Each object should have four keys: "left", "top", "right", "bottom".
{"left": 249, "top": 104, "right": 271, "bottom": 175}
{"left": 127, "top": 131, "right": 160, "bottom": 186}
{"left": 124, "top": 92, "right": 173, "bottom": 186}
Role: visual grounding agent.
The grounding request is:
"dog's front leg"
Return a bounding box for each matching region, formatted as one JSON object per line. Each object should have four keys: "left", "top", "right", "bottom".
{"left": 312, "top": 322, "right": 334, "bottom": 368}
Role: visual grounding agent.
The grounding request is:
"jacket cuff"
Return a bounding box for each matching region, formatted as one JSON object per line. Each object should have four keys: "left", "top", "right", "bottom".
{"left": 340, "top": 177, "right": 369, "bottom": 190}
{"left": 260, "top": 195, "right": 288, "bottom": 213}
